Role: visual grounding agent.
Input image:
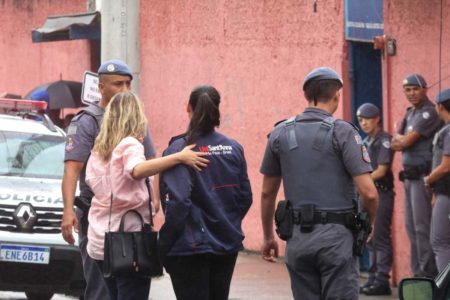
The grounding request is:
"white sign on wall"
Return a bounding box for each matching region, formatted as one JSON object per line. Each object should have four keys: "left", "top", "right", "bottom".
{"left": 82, "top": 71, "right": 101, "bottom": 104}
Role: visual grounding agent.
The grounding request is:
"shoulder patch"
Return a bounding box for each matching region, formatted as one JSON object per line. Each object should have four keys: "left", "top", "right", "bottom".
{"left": 65, "top": 136, "right": 74, "bottom": 152}
{"left": 168, "top": 133, "right": 186, "bottom": 146}
{"left": 362, "top": 145, "right": 371, "bottom": 163}
{"left": 422, "top": 111, "right": 430, "bottom": 119}
{"left": 382, "top": 139, "right": 391, "bottom": 149}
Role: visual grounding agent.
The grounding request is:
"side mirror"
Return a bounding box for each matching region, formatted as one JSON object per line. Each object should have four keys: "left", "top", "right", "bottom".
{"left": 399, "top": 278, "right": 435, "bottom": 300}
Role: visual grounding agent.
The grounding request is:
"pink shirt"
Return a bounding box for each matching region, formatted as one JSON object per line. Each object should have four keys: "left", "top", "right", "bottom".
{"left": 86, "top": 137, "right": 152, "bottom": 260}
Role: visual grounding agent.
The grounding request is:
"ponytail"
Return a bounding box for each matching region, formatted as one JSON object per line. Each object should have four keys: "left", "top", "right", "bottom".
{"left": 186, "top": 86, "right": 221, "bottom": 144}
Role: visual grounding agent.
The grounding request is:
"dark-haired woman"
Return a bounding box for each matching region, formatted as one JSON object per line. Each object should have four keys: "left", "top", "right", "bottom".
{"left": 159, "top": 85, "right": 253, "bottom": 300}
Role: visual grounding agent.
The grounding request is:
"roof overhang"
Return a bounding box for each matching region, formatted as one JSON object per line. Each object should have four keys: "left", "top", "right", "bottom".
{"left": 32, "top": 11, "right": 100, "bottom": 43}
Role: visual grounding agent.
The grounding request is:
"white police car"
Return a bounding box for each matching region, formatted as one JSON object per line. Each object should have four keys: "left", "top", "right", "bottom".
{"left": 0, "top": 99, "right": 84, "bottom": 300}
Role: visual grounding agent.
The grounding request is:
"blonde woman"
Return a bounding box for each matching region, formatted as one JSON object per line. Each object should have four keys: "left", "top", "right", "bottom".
{"left": 85, "top": 91, "right": 208, "bottom": 300}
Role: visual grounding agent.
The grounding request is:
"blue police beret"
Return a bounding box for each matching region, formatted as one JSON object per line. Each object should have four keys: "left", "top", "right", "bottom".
{"left": 435, "top": 88, "right": 450, "bottom": 104}
{"left": 356, "top": 103, "right": 380, "bottom": 118}
{"left": 302, "top": 67, "right": 343, "bottom": 90}
{"left": 403, "top": 73, "right": 427, "bottom": 88}
{"left": 97, "top": 59, "right": 133, "bottom": 79}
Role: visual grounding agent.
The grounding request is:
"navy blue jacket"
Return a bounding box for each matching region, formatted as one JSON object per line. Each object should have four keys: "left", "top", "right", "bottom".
{"left": 159, "top": 131, "right": 252, "bottom": 257}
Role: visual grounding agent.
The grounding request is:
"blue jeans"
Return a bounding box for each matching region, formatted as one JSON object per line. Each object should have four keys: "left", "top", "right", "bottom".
{"left": 95, "top": 260, "right": 151, "bottom": 300}
{"left": 164, "top": 252, "right": 238, "bottom": 300}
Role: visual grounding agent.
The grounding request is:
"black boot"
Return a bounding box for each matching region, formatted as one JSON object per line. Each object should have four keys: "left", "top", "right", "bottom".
{"left": 363, "top": 282, "right": 392, "bottom": 296}
{"left": 359, "top": 280, "right": 373, "bottom": 294}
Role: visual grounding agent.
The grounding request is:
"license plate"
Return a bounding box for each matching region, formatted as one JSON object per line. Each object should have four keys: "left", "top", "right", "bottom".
{"left": 0, "top": 244, "right": 50, "bottom": 264}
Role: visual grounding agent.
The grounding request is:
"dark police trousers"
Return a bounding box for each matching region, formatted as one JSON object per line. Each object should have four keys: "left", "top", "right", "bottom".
{"left": 404, "top": 178, "right": 438, "bottom": 277}
{"left": 76, "top": 208, "right": 110, "bottom": 300}
{"left": 285, "top": 223, "right": 358, "bottom": 300}
{"left": 431, "top": 193, "right": 450, "bottom": 272}
{"left": 164, "top": 252, "right": 238, "bottom": 300}
{"left": 367, "top": 188, "right": 394, "bottom": 285}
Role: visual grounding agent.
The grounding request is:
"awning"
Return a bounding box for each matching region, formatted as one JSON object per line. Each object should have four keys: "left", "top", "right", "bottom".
{"left": 32, "top": 11, "right": 100, "bottom": 43}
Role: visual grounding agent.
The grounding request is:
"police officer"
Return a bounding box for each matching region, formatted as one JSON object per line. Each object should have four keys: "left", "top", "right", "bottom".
{"left": 61, "top": 60, "right": 156, "bottom": 299}
{"left": 357, "top": 103, "right": 394, "bottom": 296}
{"left": 391, "top": 73, "right": 441, "bottom": 278}
{"left": 424, "top": 89, "right": 450, "bottom": 272}
{"left": 260, "top": 67, "right": 378, "bottom": 299}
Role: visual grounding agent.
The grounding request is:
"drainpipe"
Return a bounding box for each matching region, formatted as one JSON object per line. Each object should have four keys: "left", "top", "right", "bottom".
{"left": 100, "top": 0, "right": 141, "bottom": 94}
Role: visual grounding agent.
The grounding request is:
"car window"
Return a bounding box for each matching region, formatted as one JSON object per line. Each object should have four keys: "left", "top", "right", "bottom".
{"left": 0, "top": 131, "right": 65, "bottom": 179}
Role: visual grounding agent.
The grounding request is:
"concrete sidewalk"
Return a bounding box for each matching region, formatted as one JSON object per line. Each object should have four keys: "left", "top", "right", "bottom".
{"left": 150, "top": 251, "right": 398, "bottom": 300}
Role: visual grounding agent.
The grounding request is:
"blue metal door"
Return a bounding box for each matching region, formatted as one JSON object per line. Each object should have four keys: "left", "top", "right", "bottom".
{"left": 349, "top": 41, "right": 382, "bottom": 134}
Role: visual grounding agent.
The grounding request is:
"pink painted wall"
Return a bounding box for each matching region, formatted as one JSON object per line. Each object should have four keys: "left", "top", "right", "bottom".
{"left": 140, "top": 0, "right": 349, "bottom": 254}
{"left": 0, "top": 0, "right": 91, "bottom": 98}
{"left": 383, "top": 0, "right": 450, "bottom": 283}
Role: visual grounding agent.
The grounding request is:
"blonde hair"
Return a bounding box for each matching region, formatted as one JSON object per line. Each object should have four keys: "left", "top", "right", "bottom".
{"left": 93, "top": 91, "right": 147, "bottom": 161}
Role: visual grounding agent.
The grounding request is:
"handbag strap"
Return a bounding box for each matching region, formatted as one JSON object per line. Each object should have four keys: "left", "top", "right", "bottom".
{"left": 107, "top": 191, "right": 113, "bottom": 232}
{"left": 107, "top": 177, "right": 154, "bottom": 232}
{"left": 145, "top": 177, "right": 154, "bottom": 227}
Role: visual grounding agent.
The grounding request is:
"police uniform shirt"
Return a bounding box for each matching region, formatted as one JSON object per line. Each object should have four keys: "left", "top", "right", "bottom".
{"left": 64, "top": 104, "right": 156, "bottom": 198}
{"left": 434, "top": 122, "right": 450, "bottom": 192}
{"left": 434, "top": 122, "right": 450, "bottom": 163}
{"left": 260, "top": 107, "right": 372, "bottom": 183}
{"left": 442, "top": 124, "right": 450, "bottom": 157}
{"left": 398, "top": 98, "right": 441, "bottom": 139}
{"left": 363, "top": 130, "right": 393, "bottom": 171}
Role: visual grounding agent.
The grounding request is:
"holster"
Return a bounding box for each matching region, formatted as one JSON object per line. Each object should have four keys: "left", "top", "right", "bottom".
{"left": 274, "top": 200, "right": 293, "bottom": 241}
{"left": 74, "top": 196, "right": 92, "bottom": 213}
{"left": 349, "top": 212, "right": 372, "bottom": 257}
{"left": 374, "top": 173, "right": 394, "bottom": 191}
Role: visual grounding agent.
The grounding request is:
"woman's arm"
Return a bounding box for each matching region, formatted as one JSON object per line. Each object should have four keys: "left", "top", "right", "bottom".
{"left": 132, "top": 144, "right": 209, "bottom": 179}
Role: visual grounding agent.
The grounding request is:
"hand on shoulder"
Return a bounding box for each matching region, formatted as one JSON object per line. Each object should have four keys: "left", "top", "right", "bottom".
{"left": 178, "top": 144, "right": 210, "bottom": 171}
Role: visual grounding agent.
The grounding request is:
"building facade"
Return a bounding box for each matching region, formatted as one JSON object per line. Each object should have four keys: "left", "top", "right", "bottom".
{"left": 1, "top": 0, "right": 449, "bottom": 284}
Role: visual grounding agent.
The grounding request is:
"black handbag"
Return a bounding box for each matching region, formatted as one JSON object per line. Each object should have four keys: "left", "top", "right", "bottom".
{"left": 103, "top": 178, "right": 163, "bottom": 278}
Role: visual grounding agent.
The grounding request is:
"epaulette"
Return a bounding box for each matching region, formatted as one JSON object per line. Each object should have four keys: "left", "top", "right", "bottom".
{"left": 168, "top": 133, "right": 187, "bottom": 146}
{"left": 274, "top": 118, "right": 287, "bottom": 127}
{"left": 335, "top": 119, "right": 358, "bottom": 131}
{"left": 266, "top": 118, "right": 289, "bottom": 138}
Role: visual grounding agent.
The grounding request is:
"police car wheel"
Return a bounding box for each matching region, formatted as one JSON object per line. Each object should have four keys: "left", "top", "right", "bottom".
{"left": 25, "top": 291, "right": 54, "bottom": 300}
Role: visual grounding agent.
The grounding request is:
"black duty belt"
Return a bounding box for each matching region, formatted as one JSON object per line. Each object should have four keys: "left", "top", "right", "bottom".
{"left": 293, "top": 211, "right": 354, "bottom": 226}
{"left": 433, "top": 180, "right": 450, "bottom": 196}
{"left": 399, "top": 163, "right": 431, "bottom": 181}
